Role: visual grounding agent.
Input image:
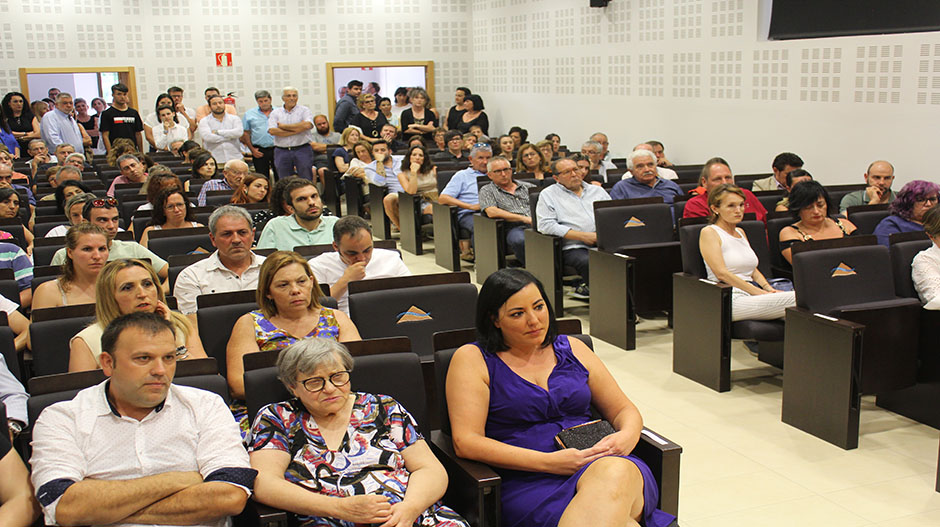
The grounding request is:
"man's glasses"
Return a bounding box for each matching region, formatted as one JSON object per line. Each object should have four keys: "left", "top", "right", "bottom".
{"left": 298, "top": 371, "right": 351, "bottom": 393}
{"left": 91, "top": 197, "right": 119, "bottom": 208}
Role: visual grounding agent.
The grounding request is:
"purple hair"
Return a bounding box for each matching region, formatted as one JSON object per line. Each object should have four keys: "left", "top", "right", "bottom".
{"left": 890, "top": 180, "right": 940, "bottom": 221}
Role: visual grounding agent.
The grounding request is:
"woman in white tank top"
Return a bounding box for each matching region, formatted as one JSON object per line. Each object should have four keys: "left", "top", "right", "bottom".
{"left": 698, "top": 184, "right": 795, "bottom": 321}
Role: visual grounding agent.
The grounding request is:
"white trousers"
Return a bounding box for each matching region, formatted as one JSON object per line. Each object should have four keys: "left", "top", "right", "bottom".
{"left": 730, "top": 290, "right": 796, "bottom": 321}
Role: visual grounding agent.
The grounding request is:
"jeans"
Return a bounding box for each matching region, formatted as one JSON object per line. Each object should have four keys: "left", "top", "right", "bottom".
{"left": 505, "top": 224, "right": 526, "bottom": 266}
{"left": 457, "top": 213, "right": 474, "bottom": 248}
{"left": 274, "top": 144, "right": 314, "bottom": 180}
{"left": 252, "top": 146, "right": 277, "bottom": 179}
{"left": 562, "top": 248, "right": 590, "bottom": 285}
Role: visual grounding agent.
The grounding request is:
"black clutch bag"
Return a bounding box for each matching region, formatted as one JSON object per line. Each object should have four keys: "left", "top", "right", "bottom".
{"left": 554, "top": 419, "right": 616, "bottom": 450}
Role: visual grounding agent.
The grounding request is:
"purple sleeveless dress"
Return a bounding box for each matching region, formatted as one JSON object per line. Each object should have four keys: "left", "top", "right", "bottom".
{"left": 479, "top": 335, "right": 677, "bottom": 527}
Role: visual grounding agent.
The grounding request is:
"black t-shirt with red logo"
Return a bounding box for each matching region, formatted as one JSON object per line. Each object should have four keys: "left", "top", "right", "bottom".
{"left": 99, "top": 106, "right": 143, "bottom": 142}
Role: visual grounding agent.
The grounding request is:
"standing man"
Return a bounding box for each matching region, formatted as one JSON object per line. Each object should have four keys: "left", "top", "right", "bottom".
{"left": 610, "top": 149, "right": 682, "bottom": 202}
{"left": 174, "top": 206, "right": 265, "bottom": 322}
{"left": 197, "top": 159, "right": 249, "bottom": 206}
{"left": 194, "top": 87, "right": 237, "bottom": 123}
{"left": 309, "top": 216, "right": 410, "bottom": 314}
{"left": 241, "top": 90, "right": 277, "bottom": 179}
{"left": 30, "top": 312, "right": 256, "bottom": 527}
{"left": 267, "top": 87, "right": 315, "bottom": 180}
{"left": 479, "top": 156, "right": 535, "bottom": 266}
{"left": 47, "top": 88, "right": 60, "bottom": 101}
{"left": 198, "top": 95, "right": 244, "bottom": 164}
{"left": 333, "top": 80, "right": 362, "bottom": 133}
{"left": 839, "top": 160, "right": 897, "bottom": 212}
{"left": 537, "top": 158, "right": 612, "bottom": 300}
{"left": 752, "top": 152, "right": 804, "bottom": 191}
{"left": 439, "top": 143, "right": 492, "bottom": 261}
{"left": 167, "top": 86, "right": 198, "bottom": 135}
{"left": 682, "top": 157, "right": 767, "bottom": 222}
{"left": 311, "top": 114, "right": 341, "bottom": 184}
{"left": 257, "top": 178, "right": 338, "bottom": 250}
{"left": 98, "top": 83, "right": 144, "bottom": 153}
{"left": 40, "top": 93, "right": 91, "bottom": 154}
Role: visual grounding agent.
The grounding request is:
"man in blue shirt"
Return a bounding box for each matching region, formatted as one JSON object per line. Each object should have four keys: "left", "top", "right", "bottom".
{"left": 610, "top": 149, "right": 682, "bottom": 203}
{"left": 40, "top": 93, "right": 90, "bottom": 154}
{"left": 440, "top": 143, "right": 492, "bottom": 261}
{"left": 241, "top": 90, "right": 276, "bottom": 179}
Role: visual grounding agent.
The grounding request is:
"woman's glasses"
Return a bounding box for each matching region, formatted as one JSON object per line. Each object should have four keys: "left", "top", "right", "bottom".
{"left": 299, "top": 371, "right": 351, "bottom": 393}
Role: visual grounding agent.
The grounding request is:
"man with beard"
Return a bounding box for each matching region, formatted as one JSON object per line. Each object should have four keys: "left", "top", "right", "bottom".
{"left": 197, "top": 95, "right": 244, "bottom": 163}
{"left": 256, "top": 178, "right": 338, "bottom": 250}
{"left": 311, "top": 114, "right": 341, "bottom": 184}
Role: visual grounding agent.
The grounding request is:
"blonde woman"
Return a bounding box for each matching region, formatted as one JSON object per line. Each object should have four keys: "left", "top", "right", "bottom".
{"left": 32, "top": 224, "right": 109, "bottom": 309}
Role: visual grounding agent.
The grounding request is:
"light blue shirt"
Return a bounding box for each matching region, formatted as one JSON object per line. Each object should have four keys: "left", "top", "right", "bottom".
{"left": 366, "top": 157, "right": 404, "bottom": 193}
{"left": 256, "top": 214, "right": 338, "bottom": 251}
{"left": 40, "top": 109, "right": 84, "bottom": 153}
{"left": 242, "top": 107, "right": 275, "bottom": 148}
{"left": 536, "top": 182, "right": 611, "bottom": 251}
{"left": 268, "top": 104, "right": 314, "bottom": 147}
{"left": 441, "top": 167, "right": 484, "bottom": 218}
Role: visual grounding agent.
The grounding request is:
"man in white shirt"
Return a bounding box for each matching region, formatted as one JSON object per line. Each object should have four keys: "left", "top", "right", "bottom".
{"left": 267, "top": 86, "right": 315, "bottom": 180}
{"left": 174, "top": 206, "right": 265, "bottom": 322}
{"left": 30, "top": 312, "right": 256, "bottom": 527}
{"left": 309, "top": 215, "right": 410, "bottom": 314}
{"left": 363, "top": 140, "right": 405, "bottom": 230}
{"left": 197, "top": 95, "right": 244, "bottom": 163}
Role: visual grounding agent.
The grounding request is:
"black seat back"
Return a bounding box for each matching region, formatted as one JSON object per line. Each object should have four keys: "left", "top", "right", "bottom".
{"left": 791, "top": 238, "right": 894, "bottom": 314}
{"left": 594, "top": 199, "right": 674, "bottom": 251}
{"left": 196, "top": 290, "right": 258, "bottom": 376}
{"left": 30, "top": 304, "right": 97, "bottom": 376}
{"left": 846, "top": 204, "right": 891, "bottom": 235}
{"left": 147, "top": 227, "right": 213, "bottom": 260}
{"left": 678, "top": 219, "right": 769, "bottom": 278}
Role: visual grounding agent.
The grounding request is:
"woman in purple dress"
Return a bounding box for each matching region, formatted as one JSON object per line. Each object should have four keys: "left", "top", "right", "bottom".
{"left": 447, "top": 269, "right": 676, "bottom": 527}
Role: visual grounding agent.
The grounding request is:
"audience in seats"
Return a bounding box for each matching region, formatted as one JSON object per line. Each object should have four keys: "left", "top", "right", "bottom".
{"left": 331, "top": 127, "right": 361, "bottom": 175}
{"left": 350, "top": 92, "right": 387, "bottom": 143}
{"left": 647, "top": 140, "right": 673, "bottom": 168}
{"left": 240, "top": 90, "right": 276, "bottom": 180}
{"left": 446, "top": 269, "right": 677, "bottom": 527}
{"left": 400, "top": 87, "right": 438, "bottom": 143}
{"left": 268, "top": 87, "right": 315, "bottom": 180}
{"left": 45, "top": 192, "right": 94, "bottom": 238}
{"left": 516, "top": 142, "right": 551, "bottom": 179}
{"left": 174, "top": 206, "right": 265, "bottom": 321}
{"left": 873, "top": 180, "right": 939, "bottom": 246}
{"left": 911, "top": 204, "right": 940, "bottom": 309}
{"left": 24, "top": 139, "right": 51, "bottom": 180}
{"left": 311, "top": 114, "right": 341, "bottom": 184}
{"left": 380, "top": 122, "right": 408, "bottom": 152}
{"left": 700, "top": 185, "right": 796, "bottom": 320}
{"left": 257, "top": 178, "right": 337, "bottom": 250}
{"left": 50, "top": 179, "right": 89, "bottom": 217}
{"left": 840, "top": 160, "right": 897, "bottom": 212}
{"left": 434, "top": 130, "right": 466, "bottom": 162}
{"left": 1, "top": 91, "right": 40, "bottom": 153}
{"left": 633, "top": 143, "right": 678, "bottom": 180}
{"left": 386, "top": 144, "right": 438, "bottom": 229}
{"left": 309, "top": 216, "right": 411, "bottom": 314}
{"left": 445, "top": 86, "right": 471, "bottom": 131}
{"left": 194, "top": 86, "right": 238, "bottom": 122}
{"left": 545, "top": 133, "right": 562, "bottom": 156}
{"left": 610, "top": 149, "right": 682, "bottom": 203}
{"left": 0, "top": 163, "right": 36, "bottom": 208}
{"left": 568, "top": 153, "right": 595, "bottom": 186}
{"left": 779, "top": 181, "right": 857, "bottom": 264}
{"left": 590, "top": 132, "right": 617, "bottom": 173}
{"left": 333, "top": 80, "right": 362, "bottom": 133}
{"left": 139, "top": 188, "right": 204, "bottom": 248}
{"left": 198, "top": 159, "right": 249, "bottom": 206}
{"left": 536, "top": 139, "right": 555, "bottom": 162}
{"left": 69, "top": 259, "right": 207, "bottom": 372}
{"left": 198, "top": 95, "right": 244, "bottom": 164}
{"left": 0, "top": 292, "right": 27, "bottom": 351}
{"left": 496, "top": 134, "right": 516, "bottom": 162}
{"left": 432, "top": 127, "right": 447, "bottom": 151}
{"left": 249, "top": 338, "right": 468, "bottom": 527}
{"left": 39, "top": 92, "right": 91, "bottom": 155}
{"left": 106, "top": 153, "right": 148, "bottom": 196}
{"left": 537, "top": 158, "right": 611, "bottom": 300}
{"left": 682, "top": 157, "right": 767, "bottom": 222}
{"left": 0, "top": 240, "right": 32, "bottom": 308}
{"left": 479, "top": 156, "right": 535, "bottom": 266}
{"left": 226, "top": 251, "right": 360, "bottom": 432}
{"left": 33, "top": 223, "right": 109, "bottom": 310}
{"left": 0, "top": 188, "right": 33, "bottom": 253}
{"left": 230, "top": 172, "right": 270, "bottom": 206}
{"left": 456, "top": 94, "right": 488, "bottom": 135}
{"left": 773, "top": 169, "right": 814, "bottom": 211}
{"left": 186, "top": 151, "right": 217, "bottom": 193}
{"left": 440, "top": 143, "right": 492, "bottom": 262}
{"left": 752, "top": 152, "right": 804, "bottom": 192}
{"left": 34, "top": 312, "right": 254, "bottom": 527}
{"left": 580, "top": 140, "right": 608, "bottom": 182}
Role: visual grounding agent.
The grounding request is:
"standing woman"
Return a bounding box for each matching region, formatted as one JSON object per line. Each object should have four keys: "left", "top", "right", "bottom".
{"left": 30, "top": 101, "right": 49, "bottom": 122}
{"left": 457, "top": 94, "right": 489, "bottom": 136}
{"left": 400, "top": 88, "right": 439, "bottom": 143}
{"left": 1, "top": 92, "right": 40, "bottom": 153}
{"left": 516, "top": 143, "right": 550, "bottom": 179}
{"left": 349, "top": 93, "right": 387, "bottom": 143}
{"left": 152, "top": 104, "right": 191, "bottom": 153}
{"left": 89, "top": 98, "right": 108, "bottom": 154}
{"left": 73, "top": 98, "right": 97, "bottom": 154}
{"left": 32, "top": 223, "right": 109, "bottom": 309}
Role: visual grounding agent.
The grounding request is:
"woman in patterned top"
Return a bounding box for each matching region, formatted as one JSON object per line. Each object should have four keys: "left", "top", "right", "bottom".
{"left": 249, "top": 338, "right": 468, "bottom": 527}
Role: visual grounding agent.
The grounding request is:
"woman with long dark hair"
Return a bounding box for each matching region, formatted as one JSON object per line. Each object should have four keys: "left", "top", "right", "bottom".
{"left": 1, "top": 92, "right": 39, "bottom": 153}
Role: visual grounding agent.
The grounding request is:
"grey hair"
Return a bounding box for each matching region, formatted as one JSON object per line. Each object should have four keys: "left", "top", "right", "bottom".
{"left": 208, "top": 204, "right": 253, "bottom": 235}
{"left": 581, "top": 141, "right": 602, "bottom": 153}
{"left": 55, "top": 92, "right": 73, "bottom": 102}
{"left": 65, "top": 153, "right": 86, "bottom": 163}
{"left": 276, "top": 338, "right": 354, "bottom": 388}
{"left": 283, "top": 86, "right": 298, "bottom": 95}
{"left": 590, "top": 132, "right": 608, "bottom": 142}
{"left": 27, "top": 139, "right": 45, "bottom": 149}
{"left": 57, "top": 165, "right": 82, "bottom": 179}
{"left": 117, "top": 153, "right": 139, "bottom": 166}
{"left": 53, "top": 143, "right": 72, "bottom": 153}
{"left": 332, "top": 215, "right": 371, "bottom": 243}
{"left": 469, "top": 143, "right": 493, "bottom": 158}
{"left": 224, "top": 158, "right": 249, "bottom": 171}
{"left": 487, "top": 156, "right": 511, "bottom": 172}
{"left": 626, "top": 149, "right": 656, "bottom": 170}
{"left": 254, "top": 90, "right": 271, "bottom": 100}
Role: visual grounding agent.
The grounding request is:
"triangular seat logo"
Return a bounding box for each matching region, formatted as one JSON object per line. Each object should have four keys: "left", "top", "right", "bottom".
{"left": 397, "top": 305, "right": 432, "bottom": 323}
{"left": 831, "top": 262, "right": 856, "bottom": 277}
{"left": 624, "top": 216, "right": 646, "bottom": 228}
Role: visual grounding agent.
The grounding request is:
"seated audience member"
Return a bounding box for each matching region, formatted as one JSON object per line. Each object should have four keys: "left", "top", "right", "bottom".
{"left": 310, "top": 216, "right": 410, "bottom": 314}
{"left": 106, "top": 153, "right": 148, "bottom": 196}
{"left": 496, "top": 135, "right": 515, "bottom": 162}
{"left": 385, "top": 144, "right": 437, "bottom": 229}
{"left": 38, "top": 164, "right": 81, "bottom": 203}
{"left": 545, "top": 132, "right": 562, "bottom": 154}
{"left": 174, "top": 206, "right": 265, "bottom": 321}
{"left": 779, "top": 181, "right": 857, "bottom": 264}
{"left": 257, "top": 178, "right": 338, "bottom": 250}
{"left": 591, "top": 132, "right": 618, "bottom": 171}
{"left": 69, "top": 259, "right": 206, "bottom": 372}
{"left": 132, "top": 166, "right": 182, "bottom": 215}
{"left": 407, "top": 136, "right": 425, "bottom": 151}
{"left": 400, "top": 87, "right": 438, "bottom": 143}
{"left": 509, "top": 126, "right": 528, "bottom": 150}
{"left": 379, "top": 123, "right": 408, "bottom": 152}
{"left": 2, "top": 341, "right": 29, "bottom": 432}
{"left": 440, "top": 143, "right": 492, "bottom": 261}
{"left": 0, "top": 164, "right": 35, "bottom": 207}
{"left": 580, "top": 140, "right": 607, "bottom": 182}
{"left": 139, "top": 188, "right": 204, "bottom": 248}
{"left": 446, "top": 268, "right": 677, "bottom": 527}
{"left": 610, "top": 149, "right": 682, "bottom": 203}
{"left": 911, "top": 204, "right": 940, "bottom": 309}
{"left": 62, "top": 151, "right": 89, "bottom": 171}
{"left": 840, "top": 160, "right": 897, "bottom": 212}
{"left": 567, "top": 153, "right": 594, "bottom": 185}
{"left": 516, "top": 143, "right": 551, "bottom": 179}
{"left": 25, "top": 139, "right": 53, "bottom": 179}
{"left": 32, "top": 224, "right": 108, "bottom": 309}
{"left": 197, "top": 158, "right": 249, "bottom": 207}
{"left": 701, "top": 184, "right": 796, "bottom": 319}
{"left": 646, "top": 140, "right": 674, "bottom": 167}
{"left": 537, "top": 158, "right": 611, "bottom": 300}
{"left": 0, "top": 292, "right": 28, "bottom": 351}
{"left": 33, "top": 312, "right": 254, "bottom": 527}
{"left": 51, "top": 197, "right": 169, "bottom": 284}
{"left": 633, "top": 143, "right": 678, "bottom": 180}
{"left": 51, "top": 178, "right": 89, "bottom": 213}
{"left": 0, "top": 241, "right": 32, "bottom": 308}
{"left": 339, "top": 141, "right": 374, "bottom": 187}
{"left": 536, "top": 139, "right": 555, "bottom": 162}
{"left": 479, "top": 156, "right": 535, "bottom": 266}
{"left": 187, "top": 151, "right": 218, "bottom": 194}
{"left": 752, "top": 152, "right": 804, "bottom": 192}
{"left": 0, "top": 188, "right": 33, "bottom": 253}
{"left": 774, "top": 169, "right": 813, "bottom": 211}
{"left": 873, "top": 180, "right": 939, "bottom": 246}
{"left": 105, "top": 137, "right": 136, "bottom": 167}
{"left": 178, "top": 140, "right": 202, "bottom": 163}
{"left": 0, "top": 395, "right": 40, "bottom": 526}
{"left": 45, "top": 192, "right": 95, "bottom": 238}
{"left": 349, "top": 93, "right": 387, "bottom": 143}
{"left": 332, "top": 127, "right": 361, "bottom": 174}
{"left": 682, "top": 158, "right": 768, "bottom": 222}
{"left": 433, "top": 130, "right": 466, "bottom": 162}
{"left": 231, "top": 172, "right": 270, "bottom": 205}
{"left": 457, "top": 94, "right": 488, "bottom": 135}
{"left": 249, "top": 338, "right": 468, "bottom": 527}
{"left": 462, "top": 132, "right": 476, "bottom": 151}
{"left": 432, "top": 127, "right": 447, "bottom": 151}
{"left": 269, "top": 176, "right": 298, "bottom": 218}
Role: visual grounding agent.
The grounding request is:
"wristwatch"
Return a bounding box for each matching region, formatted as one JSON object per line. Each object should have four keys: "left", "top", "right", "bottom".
{"left": 8, "top": 419, "right": 23, "bottom": 437}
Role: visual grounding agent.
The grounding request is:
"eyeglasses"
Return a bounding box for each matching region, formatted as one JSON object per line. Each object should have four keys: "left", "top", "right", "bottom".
{"left": 473, "top": 142, "right": 489, "bottom": 148}
{"left": 165, "top": 202, "right": 186, "bottom": 210}
{"left": 298, "top": 371, "right": 351, "bottom": 393}
{"left": 491, "top": 167, "right": 512, "bottom": 174}
{"left": 91, "top": 197, "right": 118, "bottom": 208}
{"left": 916, "top": 196, "right": 939, "bottom": 205}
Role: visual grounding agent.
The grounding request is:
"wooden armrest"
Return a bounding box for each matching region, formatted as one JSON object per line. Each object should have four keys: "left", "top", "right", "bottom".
{"left": 430, "top": 430, "right": 501, "bottom": 527}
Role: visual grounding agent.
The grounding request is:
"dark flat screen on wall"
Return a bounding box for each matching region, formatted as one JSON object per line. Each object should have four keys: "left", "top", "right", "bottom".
{"left": 769, "top": 0, "right": 940, "bottom": 40}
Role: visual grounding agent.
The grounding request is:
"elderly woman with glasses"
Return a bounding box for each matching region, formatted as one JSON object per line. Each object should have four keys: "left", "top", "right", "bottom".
{"left": 349, "top": 93, "right": 387, "bottom": 143}
{"left": 249, "top": 338, "right": 468, "bottom": 527}
{"left": 873, "top": 180, "right": 940, "bottom": 246}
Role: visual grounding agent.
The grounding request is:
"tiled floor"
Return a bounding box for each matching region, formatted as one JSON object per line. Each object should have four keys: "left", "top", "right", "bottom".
{"left": 397, "top": 241, "right": 940, "bottom": 527}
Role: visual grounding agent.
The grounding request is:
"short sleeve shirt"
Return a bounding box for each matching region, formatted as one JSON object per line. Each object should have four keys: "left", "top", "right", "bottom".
{"left": 98, "top": 107, "right": 144, "bottom": 141}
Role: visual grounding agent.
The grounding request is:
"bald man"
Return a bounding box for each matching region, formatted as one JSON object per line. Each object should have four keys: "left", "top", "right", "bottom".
{"left": 197, "top": 159, "right": 249, "bottom": 206}
{"left": 839, "top": 160, "right": 897, "bottom": 212}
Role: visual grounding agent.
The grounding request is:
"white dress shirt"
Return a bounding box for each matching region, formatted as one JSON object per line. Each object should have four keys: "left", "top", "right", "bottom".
{"left": 173, "top": 251, "right": 266, "bottom": 314}
{"left": 30, "top": 380, "right": 254, "bottom": 527}
{"left": 309, "top": 249, "right": 411, "bottom": 313}
{"left": 267, "top": 105, "right": 314, "bottom": 147}
{"left": 912, "top": 243, "right": 940, "bottom": 309}
{"left": 197, "top": 112, "right": 244, "bottom": 163}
